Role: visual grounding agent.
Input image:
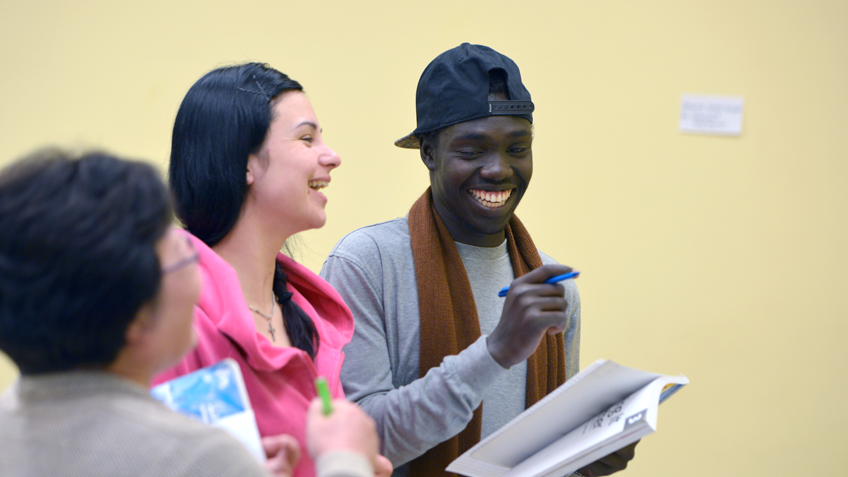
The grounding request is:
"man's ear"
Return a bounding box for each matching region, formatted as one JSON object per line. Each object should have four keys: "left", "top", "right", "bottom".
{"left": 420, "top": 140, "right": 437, "bottom": 171}
{"left": 125, "top": 303, "right": 156, "bottom": 347}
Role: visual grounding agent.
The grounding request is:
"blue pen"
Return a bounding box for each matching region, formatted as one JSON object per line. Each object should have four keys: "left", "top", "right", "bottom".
{"left": 497, "top": 271, "right": 580, "bottom": 297}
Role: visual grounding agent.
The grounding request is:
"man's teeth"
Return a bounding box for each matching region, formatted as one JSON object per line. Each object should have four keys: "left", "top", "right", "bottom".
{"left": 309, "top": 180, "right": 328, "bottom": 191}
{"left": 470, "top": 189, "right": 512, "bottom": 208}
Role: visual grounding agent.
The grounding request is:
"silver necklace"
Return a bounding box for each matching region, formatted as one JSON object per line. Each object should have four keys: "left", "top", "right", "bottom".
{"left": 249, "top": 298, "right": 276, "bottom": 342}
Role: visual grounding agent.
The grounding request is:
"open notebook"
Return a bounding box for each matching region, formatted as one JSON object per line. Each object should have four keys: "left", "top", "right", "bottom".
{"left": 447, "top": 360, "right": 688, "bottom": 477}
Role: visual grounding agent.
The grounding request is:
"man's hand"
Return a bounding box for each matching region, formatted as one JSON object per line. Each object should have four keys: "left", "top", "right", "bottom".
{"left": 576, "top": 441, "right": 639, "bottom": 476}
{"left": 262, "top": 434, "right": 301, "bottom": 477}
{"left": 487, "top": 263, "right": 573, "bottom": 368}
{"left": 306, "top": 398, "right": 393, "bottom": 476}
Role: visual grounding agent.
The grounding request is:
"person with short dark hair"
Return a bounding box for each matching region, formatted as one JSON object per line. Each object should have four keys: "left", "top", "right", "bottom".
{"left": 154, "top": 63, "right": 390, "bottom": 477}
{"left": 321, "top": 44, "right": 637, "bottom": 477}
{"left": 0, "top": 149, "right": 388, "bottom": 477}
{"left": 0, "top": 149, "right": 269, "bottom": 476}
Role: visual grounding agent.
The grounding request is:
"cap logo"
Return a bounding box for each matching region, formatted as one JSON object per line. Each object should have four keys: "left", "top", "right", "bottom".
{"left": 489, "top": 100, "right": 535, "bottom": 115}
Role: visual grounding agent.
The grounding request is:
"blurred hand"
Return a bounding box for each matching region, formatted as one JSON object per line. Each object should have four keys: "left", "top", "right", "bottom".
{"left": 576, "top": 441, "right": 639, "bottom": 476}
{"left": 487, "top": 263, "right": 573, "bottom": 368}
{"left": 307, "top": 398, "right": 391, "bottom": 475}
{"left": 262, "top": 434, "right": 301, "bottom": 477}
{"left": 374, "top": 454, "right": 393, "bottom": 477}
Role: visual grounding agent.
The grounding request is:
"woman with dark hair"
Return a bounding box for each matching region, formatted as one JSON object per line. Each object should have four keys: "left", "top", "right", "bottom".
{"left": 153, "top": 63, "right": 385, "bottom": 477}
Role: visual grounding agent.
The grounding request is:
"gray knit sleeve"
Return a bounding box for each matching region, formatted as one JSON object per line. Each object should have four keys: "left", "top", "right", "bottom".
{"left": 320, "top": 223, "right": 508, "bottom": 470}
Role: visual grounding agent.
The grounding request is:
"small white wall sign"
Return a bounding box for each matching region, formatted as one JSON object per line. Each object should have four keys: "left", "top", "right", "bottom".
{"left": 679, "top": 95, "right": 744, "bottom": 136}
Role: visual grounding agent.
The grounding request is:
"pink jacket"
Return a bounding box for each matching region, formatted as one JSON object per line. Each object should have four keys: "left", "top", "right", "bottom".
{"left": 153, "top": 232, "right": 354, "bottom": 477}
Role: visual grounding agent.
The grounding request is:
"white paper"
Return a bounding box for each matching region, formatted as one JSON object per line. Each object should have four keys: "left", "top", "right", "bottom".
{"left": 447, "top": 360, "right": 688, "bottom": 477}
{"left": 215, "top": 409, "right": 266, "bottom": 463}
{"left": 679, "top": 95, "right": 744, "bottom": 136}
{"left": 465, "top": 361, "right": 658, "bottom": 467}
{"left": 503, "top": 378, "right": 668, "bottom": 477}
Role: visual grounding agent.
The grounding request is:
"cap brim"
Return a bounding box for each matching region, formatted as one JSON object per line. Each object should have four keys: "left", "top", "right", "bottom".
{"left": 394, "top": 132, "right": 420, "bottom": 149}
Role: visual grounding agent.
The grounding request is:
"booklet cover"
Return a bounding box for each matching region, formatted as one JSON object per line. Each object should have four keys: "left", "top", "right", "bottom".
{"left": 447, "top": 360, "right": 688, "bottom": 477}
{"left": 150, "top": 358, "right": 265, "bottom": 462}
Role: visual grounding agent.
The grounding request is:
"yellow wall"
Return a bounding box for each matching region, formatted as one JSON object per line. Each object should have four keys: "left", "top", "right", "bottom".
{"left": 1, "top": 1, "right": 846, "bottom": 475}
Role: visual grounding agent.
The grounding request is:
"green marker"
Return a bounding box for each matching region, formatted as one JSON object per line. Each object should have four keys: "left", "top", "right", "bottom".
{"left": 315, "top": 377, "right": 333, "bottom": 415}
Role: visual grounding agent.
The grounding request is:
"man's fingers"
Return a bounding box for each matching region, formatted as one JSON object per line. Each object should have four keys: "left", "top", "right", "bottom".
{"left": 539, "top": 311, "right": 568, "bottom": 334}
{"left": 536, "top": 294, "right": 568, "bottom": 311}
{"left": 616, "top": 440, "right": 639, "bottom": 460}
{"left": 579, "top": 441, "right": 639, "bottom": 477}
{"left": 508, "top": 283, "right": 567, "bottom": 304}
{"left": 516, "top": 263, "right": 573, "bottom": 285}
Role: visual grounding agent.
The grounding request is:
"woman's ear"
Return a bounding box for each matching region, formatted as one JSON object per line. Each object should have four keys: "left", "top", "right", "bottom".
{"left": 246, "top": 155, "right": 258, "bottom": 186}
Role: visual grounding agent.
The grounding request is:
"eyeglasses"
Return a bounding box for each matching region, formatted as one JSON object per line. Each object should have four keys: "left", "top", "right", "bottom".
{"left": 161, "top": 236, "right": 199, "bottom": 275}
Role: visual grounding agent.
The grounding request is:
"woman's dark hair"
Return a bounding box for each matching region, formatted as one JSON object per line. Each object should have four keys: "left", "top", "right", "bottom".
{"left": 169, "top": 62, "right": 319, "bottom": 359}
{"left": 0, "top": 149, "right": 173, "bottom": 374}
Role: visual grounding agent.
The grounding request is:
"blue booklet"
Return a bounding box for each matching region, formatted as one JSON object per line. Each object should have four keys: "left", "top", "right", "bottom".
{"left": 151, "top": 358, "right": 264, "bottom": 462}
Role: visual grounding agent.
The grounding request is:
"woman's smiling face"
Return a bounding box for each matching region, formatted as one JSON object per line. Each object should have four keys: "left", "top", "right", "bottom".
{"left": 245, "top": 91, "right": 341, "bottom": 237}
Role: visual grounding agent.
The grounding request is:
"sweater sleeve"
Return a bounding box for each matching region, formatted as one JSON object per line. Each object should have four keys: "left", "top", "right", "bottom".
{"left": 315, "top": 451, "right": 374, "bottom": 477}
{"left": 320, "top": 232, "right": 508, "bottom": 467}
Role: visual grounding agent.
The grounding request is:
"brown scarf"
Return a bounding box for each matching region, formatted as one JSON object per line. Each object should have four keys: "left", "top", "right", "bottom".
{"left": 408, "top": 188, "right": 566, "bottom": 477}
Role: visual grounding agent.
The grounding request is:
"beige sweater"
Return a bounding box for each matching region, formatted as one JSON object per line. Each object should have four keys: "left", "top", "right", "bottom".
{"left": 0, "top": 371, "right": 271, "bottom": 477}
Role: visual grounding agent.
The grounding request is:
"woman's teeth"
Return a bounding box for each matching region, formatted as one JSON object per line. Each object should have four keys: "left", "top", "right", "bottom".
{"left": 309, "top": 180, "right": 328, "bottom": 191}
{"left": 470, "top": 189, "right": 512, "bottom": 208}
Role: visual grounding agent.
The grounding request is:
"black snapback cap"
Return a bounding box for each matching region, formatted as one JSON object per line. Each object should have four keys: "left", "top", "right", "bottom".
{"left": 395, "top": 43, "right": 535, "bottom": 149}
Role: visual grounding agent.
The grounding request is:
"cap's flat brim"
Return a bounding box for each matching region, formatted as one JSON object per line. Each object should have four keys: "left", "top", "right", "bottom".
{"left": 394, "top": 133, "right": 420, "bottom": 149}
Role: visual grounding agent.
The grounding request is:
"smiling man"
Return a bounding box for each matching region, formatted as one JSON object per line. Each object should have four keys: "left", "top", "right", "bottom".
{"left": 321, "top": 44, "right": 634, "bottom": 477}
